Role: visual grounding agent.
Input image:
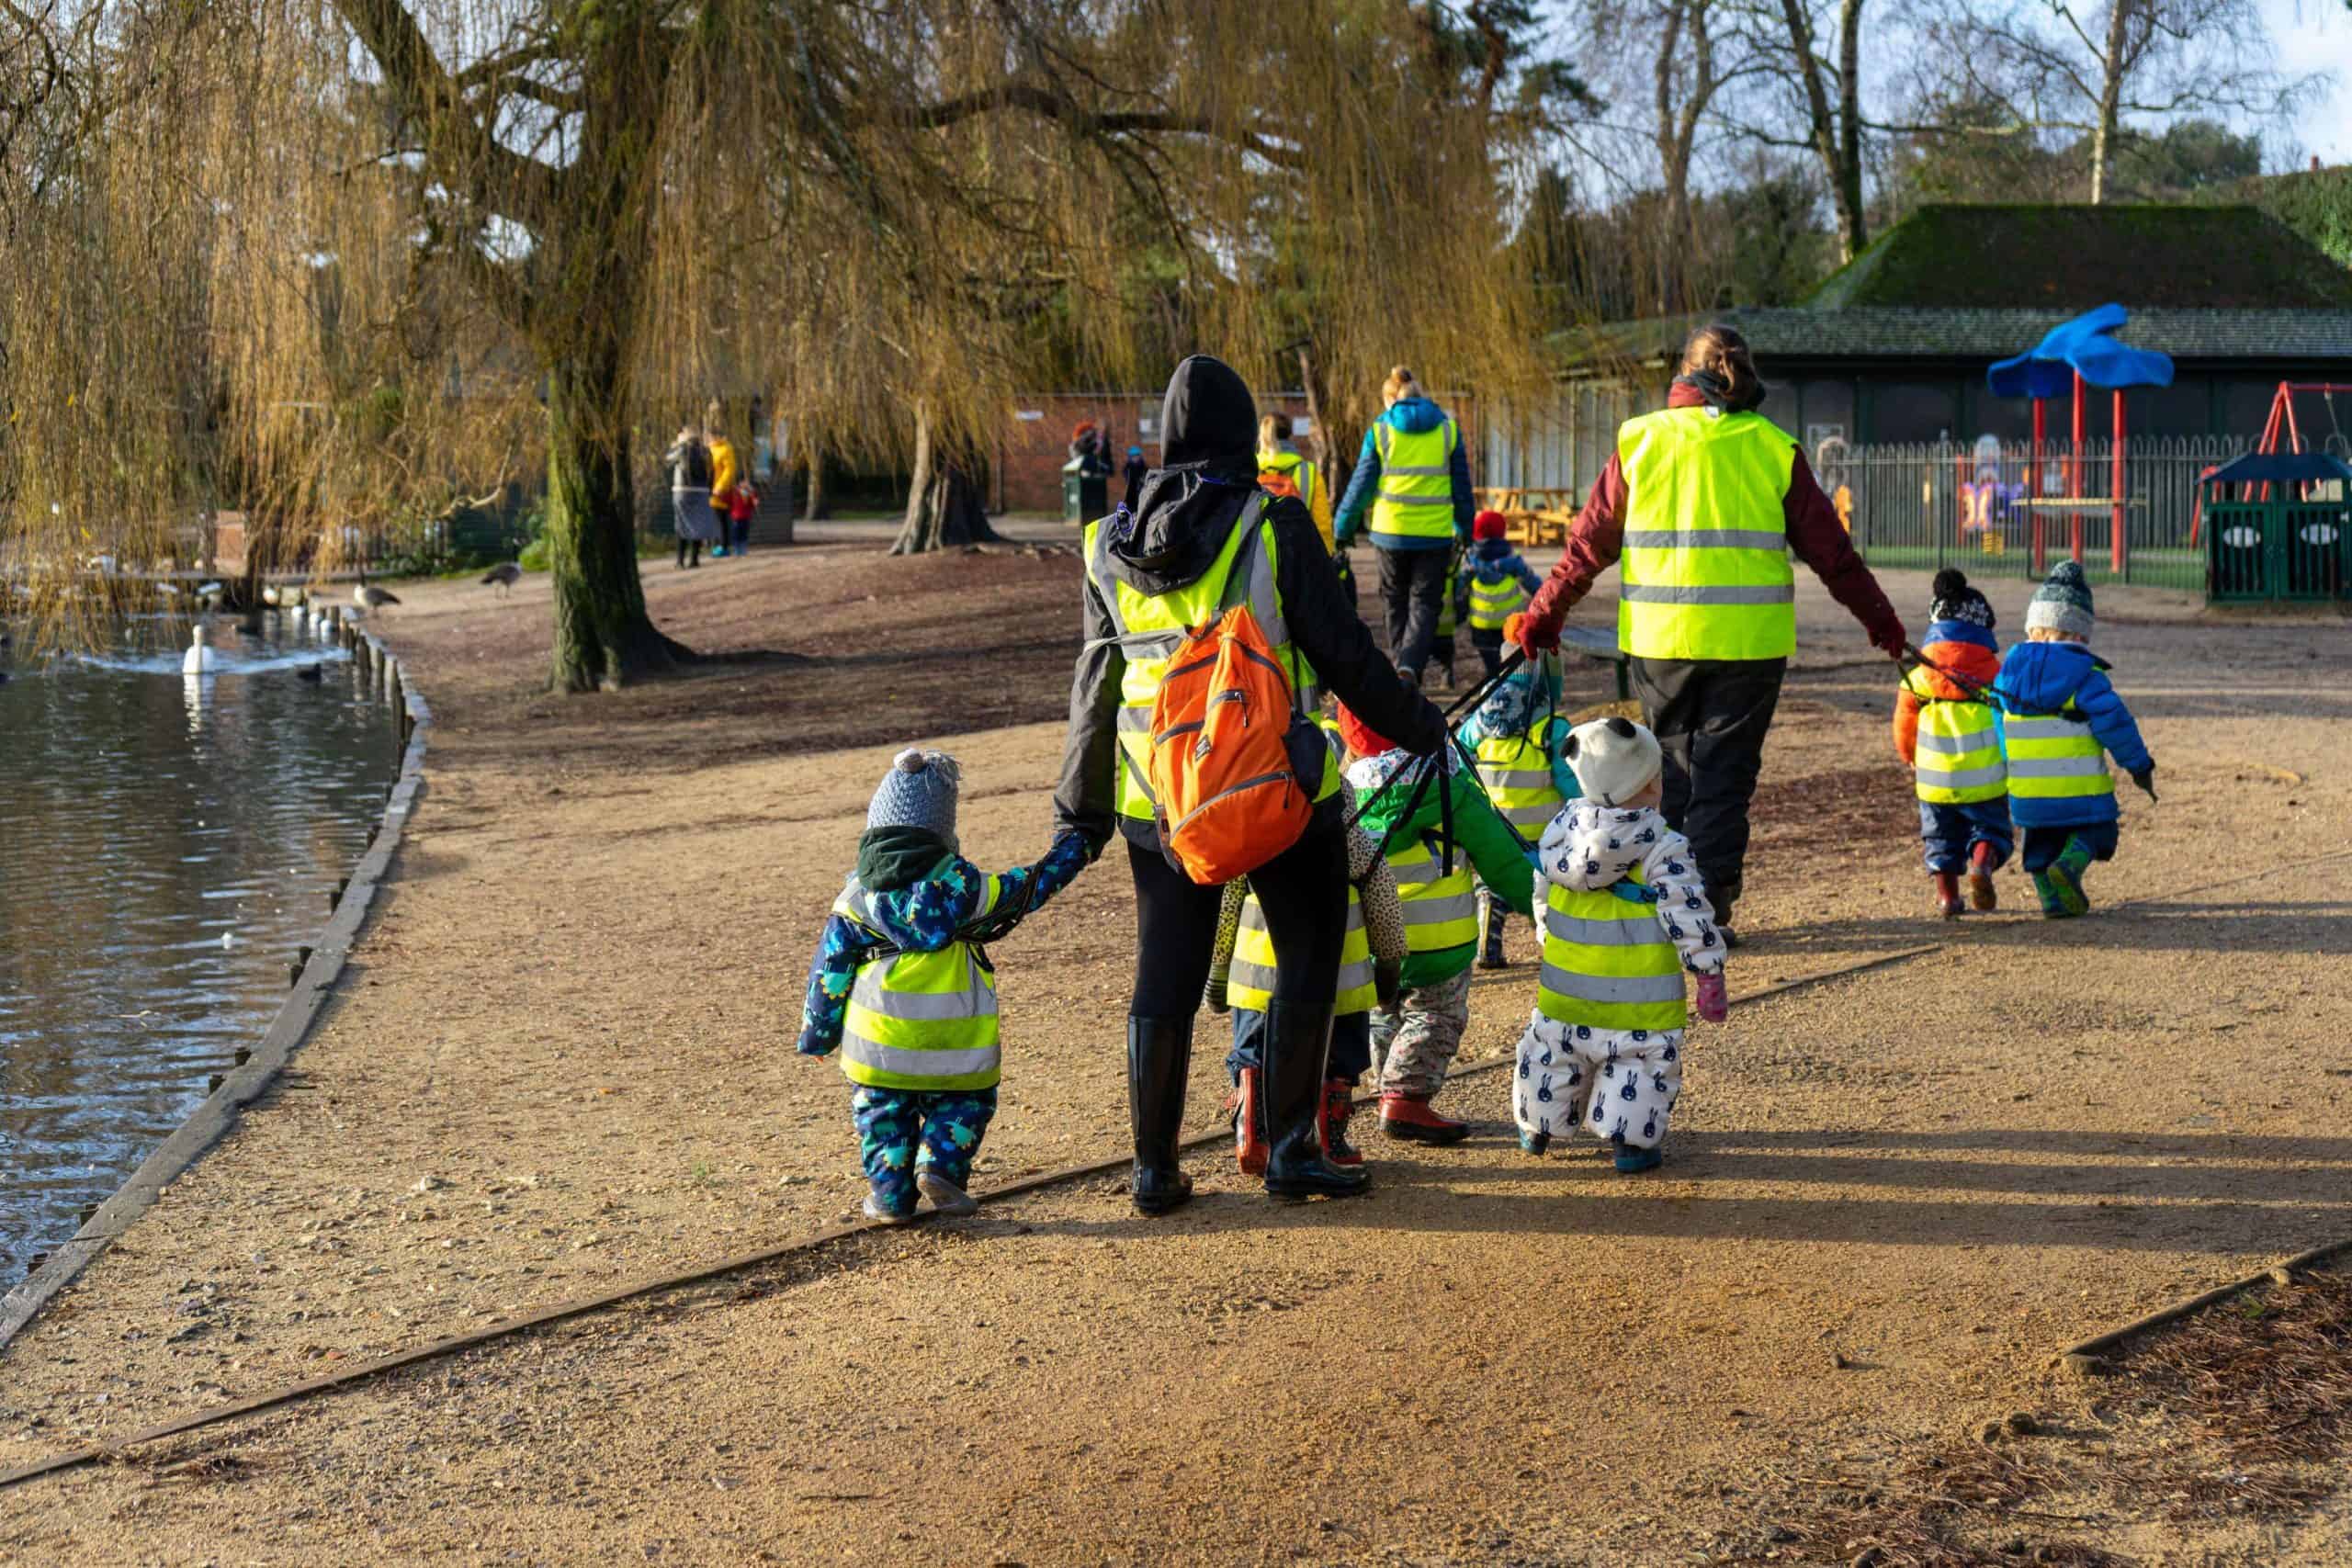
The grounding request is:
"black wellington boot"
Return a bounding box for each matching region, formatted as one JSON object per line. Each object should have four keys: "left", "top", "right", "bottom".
{"left": 1127, "top": 1015, "right": 1195, "bottom": 1216}
{"left": 1261, "top": 1000, "right": 1371, "bottom": 1200}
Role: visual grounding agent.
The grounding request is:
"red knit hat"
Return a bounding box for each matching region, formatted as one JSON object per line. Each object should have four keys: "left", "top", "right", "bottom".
{"left": 1334, "top": 702, "right": 1396, "bottom": 760}
{"left": 1473, "top": 509, "right": 1509, "bottom": 541}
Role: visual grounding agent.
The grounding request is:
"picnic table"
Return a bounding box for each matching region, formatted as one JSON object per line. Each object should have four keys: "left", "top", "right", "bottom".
{"left": 1556, "top": 621, "right": 1631, "bottom": 702}
{"left": 1475, "top": 486, "right": 1581, "bottom": 549}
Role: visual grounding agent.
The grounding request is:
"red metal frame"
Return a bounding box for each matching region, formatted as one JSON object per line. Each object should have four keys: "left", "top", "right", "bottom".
{"left": 2192, "top": 380, "right": 2352, "bottom": 544}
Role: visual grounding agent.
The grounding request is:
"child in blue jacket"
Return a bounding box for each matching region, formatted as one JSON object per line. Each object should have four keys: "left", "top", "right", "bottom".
{"left": 799, "top": 750, "right": 1091, "bottom": 1221}
{"left": 1462, "top": 511, "right": 1545, "bottom": 681}
{"left": 1996, "top": 564, "right": 2156, "bottom": 918}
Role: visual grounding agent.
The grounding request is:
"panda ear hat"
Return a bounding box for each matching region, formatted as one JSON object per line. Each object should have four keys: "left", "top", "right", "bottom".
{"left": 1565, "top": 716, "right": 1663, "bottom": 807}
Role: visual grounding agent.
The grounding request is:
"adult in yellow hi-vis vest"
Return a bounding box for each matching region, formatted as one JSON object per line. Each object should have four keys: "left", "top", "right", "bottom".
{"left": 1333, "top": 366, "right": 1476, "bottom": 689}
{"left": 1055, "top": 355, "right": 1445, "bottom": 1215}
{"left": 1511, "top": 326, "right": 1908, "bottom": 938}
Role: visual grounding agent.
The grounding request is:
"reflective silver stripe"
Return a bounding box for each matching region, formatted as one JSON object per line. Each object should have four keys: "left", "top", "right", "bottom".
{"left": 1118, "top": 632, "right": 1182, "bottom": 660}
{"left": 1238, "top": 899, "right": 1364, "bottom": 936}
{"left": 1404, "top": 890, "right": 1476, "bottom": 926}
{"left": 839, "top": 886, "right": 875, "bottom": 925}
{"left": 1227, "top": 960, "right": 1280, "bottom": 996}
{"left": 1478, "top": 767, "right": 1553, "bottom": 790}
{"left": 1619, "top": 583, "right": 1795, "bottom": 605}
{"left": 1504, "top": 804, "right": 1558, "bottom": 828}
{"left": 2007, "top": 755, "right": 2108, "bottom": 778}
{"left": 840, "top": 1033, "right": 999, "bottom": 1078}
{"left": 1383, "top": 465, "right": 1450, "bottom": 477}
{"left": 1917, "top": 761, "right": 2007, "bottom": 789}
{"left": 1915, "top": 728, "right": 1997, "bottom": 755}
{"left": 1116, "top": 705, "right": 1152, "bottom": 732}
{"left": 1537, "top": 965, "right": 1684, "bottom": 1004}
{"left": 2005, "top": 716, "right": 2090, "bottom": 740}
{"left": 1621, "top": 529, "right": 1788, "bottom": 551}
{"left": 1544, "top": 909, "right": 1655, "bottom": 946}
{"left": 850, "top": 975, "right": 994, "bottom": 1021}
{"left": 1377, "top": 490, "right": 1452, "bottom": 506}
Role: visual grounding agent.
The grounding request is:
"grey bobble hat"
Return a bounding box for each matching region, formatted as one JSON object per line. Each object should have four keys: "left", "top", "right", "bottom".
{"left": 867, "top": 748, "right": 962, "bottom": 839}
{"left": 2025, "top": 560, "right": 2095, "bottom": 640}
{"left": 1564, "top": 716, "right": 1663, "bottom": 807}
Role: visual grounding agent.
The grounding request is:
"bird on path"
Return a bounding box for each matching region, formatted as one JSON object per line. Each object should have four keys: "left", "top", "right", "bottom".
{"left": 183, "top": 624, "right": 217, "bottom": 673}
{"left": 480, "top": 561, "right": 522, "bottom": 598}
{"left": 295, "top": 662, "right": 324, "bottom": 683}
{"left": 353, "top": 573, "right": 401, "bottom": 616}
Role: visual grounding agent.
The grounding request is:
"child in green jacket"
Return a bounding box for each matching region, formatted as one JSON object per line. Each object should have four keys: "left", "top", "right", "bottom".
{"left": 1334, "top": 700, "right": 1536, "bottom": 1145}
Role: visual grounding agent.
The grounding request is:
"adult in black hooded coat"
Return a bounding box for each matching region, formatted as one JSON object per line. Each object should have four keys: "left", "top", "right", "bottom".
{"left": 1055, "top": 355, "right": 1446, "bottom": 1214}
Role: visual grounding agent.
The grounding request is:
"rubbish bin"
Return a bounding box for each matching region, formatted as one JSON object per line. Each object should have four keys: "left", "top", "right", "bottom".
{"left": 1062, "top": 460, "right": 1108, "bottom": 525}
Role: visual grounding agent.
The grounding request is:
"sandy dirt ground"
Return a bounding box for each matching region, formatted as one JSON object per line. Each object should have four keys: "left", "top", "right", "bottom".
{"left": 2, "top": 528, "right": 2349, "bottom": 1565}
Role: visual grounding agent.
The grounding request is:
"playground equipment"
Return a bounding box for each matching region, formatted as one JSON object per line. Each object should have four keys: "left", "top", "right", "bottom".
{"left": 2200, "top": 448, "right": 2351, "bottom": 602}
{"left": 2188, "top": 381, "right": 2352, "bottom": 548}
{"left": 1987, "top": 304, "right": 2176, "bottom": 576}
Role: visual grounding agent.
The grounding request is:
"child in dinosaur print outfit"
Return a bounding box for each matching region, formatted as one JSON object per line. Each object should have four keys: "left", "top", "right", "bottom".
{"left": 798, "top": 750, "right": 1091, "bottom": 1222}
{"left": 1510, "top": 716, "right": 1727, "bottom": 1173}
{"left": 1997, "top": 562, "right": 2156, "bottom": 918}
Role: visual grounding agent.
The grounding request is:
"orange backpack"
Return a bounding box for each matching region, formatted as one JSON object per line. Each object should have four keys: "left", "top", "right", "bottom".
{"left": 1258, "top": 464, "right": 1300, "bottom": 501}
{"left": 1146, "top": 602, "right": 1315, "bottom": 886}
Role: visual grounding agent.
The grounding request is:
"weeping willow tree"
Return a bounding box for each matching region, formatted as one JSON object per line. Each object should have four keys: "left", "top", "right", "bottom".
{"left": 3, "top": 0, "right": 1567, "bottom": 691}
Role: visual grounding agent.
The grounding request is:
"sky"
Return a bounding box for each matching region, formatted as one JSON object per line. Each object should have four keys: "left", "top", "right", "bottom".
{"left": 2264, "top": 0, "right": 2352, "bottom": 164}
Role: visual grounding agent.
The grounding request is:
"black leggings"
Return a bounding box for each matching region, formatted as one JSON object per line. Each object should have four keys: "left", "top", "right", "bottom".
{"left": 1127, "top": 826, "right": 1349, "bottom": 1018}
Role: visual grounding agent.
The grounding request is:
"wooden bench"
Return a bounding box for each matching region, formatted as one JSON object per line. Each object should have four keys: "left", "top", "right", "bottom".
{"left": 1556, "top": 621, "right": 1631, "bottom": 702}
{"left": 1475, "top": 486, "right": 1580, "bottom": 549}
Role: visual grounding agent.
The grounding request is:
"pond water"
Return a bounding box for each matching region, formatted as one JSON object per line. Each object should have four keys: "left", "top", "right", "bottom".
{"left": 0, "top": 615, "right": 402, "bottom": 1285}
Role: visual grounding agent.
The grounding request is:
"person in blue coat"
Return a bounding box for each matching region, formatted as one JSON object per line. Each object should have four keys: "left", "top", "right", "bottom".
{"left": 1333, "top": 367, "right": 1476, "bottom": 689}
{"left": 1996, "top": 563, "right": 2155, "bottom": 918}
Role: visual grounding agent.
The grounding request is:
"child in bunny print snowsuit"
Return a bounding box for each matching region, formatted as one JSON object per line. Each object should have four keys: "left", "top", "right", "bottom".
{"left": 1511, "top": 717, "right": 1727, "bottom": 1173}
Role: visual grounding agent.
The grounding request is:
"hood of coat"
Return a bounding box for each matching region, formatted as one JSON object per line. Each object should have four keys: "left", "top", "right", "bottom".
{"left": 1470, "top": 537, "right": 1519, "bottom": 568}
{"left": 1998, "top": 639, "right": 2105, "bottom": 713}
{"left": 1380, "top": 395, "right": 1450, "bottom": 436}
{"left": 1911, "top": 620, "right": 2001, "bottom": 700}
{"left": 845, "top": 846, "right": 988, "bottom": 954}
{"left": 1105, "top": 356, "right": 1262, "bottom": 596}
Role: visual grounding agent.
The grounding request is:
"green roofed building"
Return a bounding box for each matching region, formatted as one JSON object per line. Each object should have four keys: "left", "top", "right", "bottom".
{"left": 1498, "top": 203, "right": 2352, "bottom": 490}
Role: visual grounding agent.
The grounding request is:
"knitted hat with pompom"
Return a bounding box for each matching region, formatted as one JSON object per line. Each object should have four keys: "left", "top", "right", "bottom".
{"left": 1929, "top": 568, "right": 1996, "bottom": 630}
{"left": 2025, "top": 561, "right": 2095, "bottom": 640}
{"left": 867, "top": 748, "right": 961, "bottom": 840}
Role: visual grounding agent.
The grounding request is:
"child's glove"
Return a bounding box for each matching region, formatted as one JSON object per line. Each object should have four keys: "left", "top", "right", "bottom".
{"left": 1204, "top": 972, "right": 1230, "bottom": 1015}
{"left": 795, "top": 1026, "right": 835, "bottom": 1058}
{"left": 2130, "top": 764, "right": 2157, "bottom": 803}
{"left": 1693, "top": 970, "right": 1727, "bottom": 1025}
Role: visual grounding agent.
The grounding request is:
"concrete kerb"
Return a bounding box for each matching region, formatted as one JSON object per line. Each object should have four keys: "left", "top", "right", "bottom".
{"left": 0, "top": 617, "right": 430, "bottom": 1357}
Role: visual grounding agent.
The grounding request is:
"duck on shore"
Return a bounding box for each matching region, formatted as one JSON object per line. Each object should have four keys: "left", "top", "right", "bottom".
{"left": 480, "top": 562, "right": 521, "bottom": 598}
{"left": 353, "top": 574, "right": 401, "bottom": 616}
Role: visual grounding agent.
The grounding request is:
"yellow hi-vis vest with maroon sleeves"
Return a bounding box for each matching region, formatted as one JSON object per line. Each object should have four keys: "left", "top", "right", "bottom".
{"left": 832, "top": 878, "right": 1002, "bottom": 1092}
{"left": 1615, "top": 406, "right": 1798, "bottom": 661}
{"left": 1904, "top": 669, "right": 2007, "bottom": 805}
{"left": 1537, "top": 872, "right": 1687, "bottom": 1033}
{"left": 1228, "top": 886, "right": 1376, "bottom": 1017}
{"left": 1085, "top": 498, "right": 1340, "bottom": 826}
{"left": 1369, "top": 416, "right": 1461, "bottom": 546}
{"left": 2004, "top": 702, "right": 2115, "bottom": 804}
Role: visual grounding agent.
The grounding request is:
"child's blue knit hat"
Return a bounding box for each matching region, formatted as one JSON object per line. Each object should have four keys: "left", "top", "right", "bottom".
{"left": 868, "top": 749, "right": 961, "bottom": 840}
{"left": 2026, "top": 561, "right": 2095, "bottom": 640}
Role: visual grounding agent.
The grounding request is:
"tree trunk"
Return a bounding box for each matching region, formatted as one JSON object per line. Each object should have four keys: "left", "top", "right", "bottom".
{"left": 801, "top": 446, "right": 831, "bottom": 521}
{"left": 544, "top": 350, "right": 687, "bottom": 692}
{"left": 1780, "top": 0, "right": 1869, "bottom": 263}
{"left": 891, "top": 405, "right": 1002, "bottom": 555}
{"left": 2089, "top": 0, "right": 2133, "bottom": 204}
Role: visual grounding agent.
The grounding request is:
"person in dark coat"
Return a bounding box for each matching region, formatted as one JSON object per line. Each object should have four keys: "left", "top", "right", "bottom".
{"left": 1122, "top": 445, "right": 1148, "bottom": 512}
{"left": 1055, "top": 355, "right": 1445, "bottom": 1214}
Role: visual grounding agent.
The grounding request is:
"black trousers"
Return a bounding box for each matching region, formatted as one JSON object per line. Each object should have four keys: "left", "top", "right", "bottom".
{"left": 1376, "top": 547, "right": 1452, "bottom": 682}
{"left": 1627, "top": 656, "right": 1787, "bottom": 928}
{"left": 1127, "top": 826, "right": 1349, "bottom": 1018}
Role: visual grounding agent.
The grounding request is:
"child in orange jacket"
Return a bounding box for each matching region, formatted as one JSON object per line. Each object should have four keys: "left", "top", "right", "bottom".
{"left": 1892, "top": 570, "right": 2011, "bottom": 917}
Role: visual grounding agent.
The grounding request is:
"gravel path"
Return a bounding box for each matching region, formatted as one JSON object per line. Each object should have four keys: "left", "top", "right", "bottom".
{"left": 1, "top": 546, "right": 2346, "bottom": 1564}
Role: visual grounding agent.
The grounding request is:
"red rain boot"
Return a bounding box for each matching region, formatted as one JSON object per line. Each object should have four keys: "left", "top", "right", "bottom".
{"left": 1967, "top": 840, "right": 1998, "bottom": 912}
{"left": 1321, "top": 1080, "right": 1363, "bottom": 1167}
{"left": 1379, "top": 1091, "right": 1471, "bottom": 1145}
{"left": 1233, "top": 1066, "right": 1269, "bottom": 1177}
{"left": 1932, "top": 870, "right": 1963, "bottom": 919}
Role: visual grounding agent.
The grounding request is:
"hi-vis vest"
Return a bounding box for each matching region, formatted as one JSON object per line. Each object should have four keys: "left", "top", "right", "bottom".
{"left": 833, "top": 879, "right": 1002, "bottom": 1092}
{"left": 1086, "top": 501, "right": 1340, "bottom": 825}
{"left": 1229, "top": 887, "right": 1376, "bottom": 1017}
{"left": 1904, "top": 670, "right": 2006, "bottom": 805}
{"left": 1258, "top": 449, "right": 1331, "bottom": 553}
{"left": 1370, "top": 416, "right": 1460, "bottom": 545}
{"left": 1475, "top": 716, "right": 1566, "bottom": 834}
{"left": 1616, "top": 406, "right": 1797, "bottom": 660}
{"left": 1537, "top": 873, "right": 1686, "bottom": 1032}
{"left": 2004, "top": 701, "right": 2114, "bottom": 803}
{"left": 1467, "top": 564, "right": 1529, "bottom": 631}
{"left": 1389, "top": 830, "right": 1478, "bottom": 955}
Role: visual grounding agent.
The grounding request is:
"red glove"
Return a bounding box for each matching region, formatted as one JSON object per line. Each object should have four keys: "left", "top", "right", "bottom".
{"left": 1509, "top": 607, "right": 1562, "bottom": 657}
{"left": 1869, "top": 616, "right": 1908, "bottom": 661}
{"left": 1693, "top": 970, "right": 1727, "bottom": 1025}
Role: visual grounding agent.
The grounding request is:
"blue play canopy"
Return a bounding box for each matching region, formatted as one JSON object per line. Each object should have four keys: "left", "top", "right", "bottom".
{"left": 1987, "top": 303, "right": 2176, "bottom": 399}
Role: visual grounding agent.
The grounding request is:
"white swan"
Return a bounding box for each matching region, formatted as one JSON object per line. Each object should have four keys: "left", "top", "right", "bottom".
{"left": 182, "top": 623, "right": 217, "bottom": 673}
